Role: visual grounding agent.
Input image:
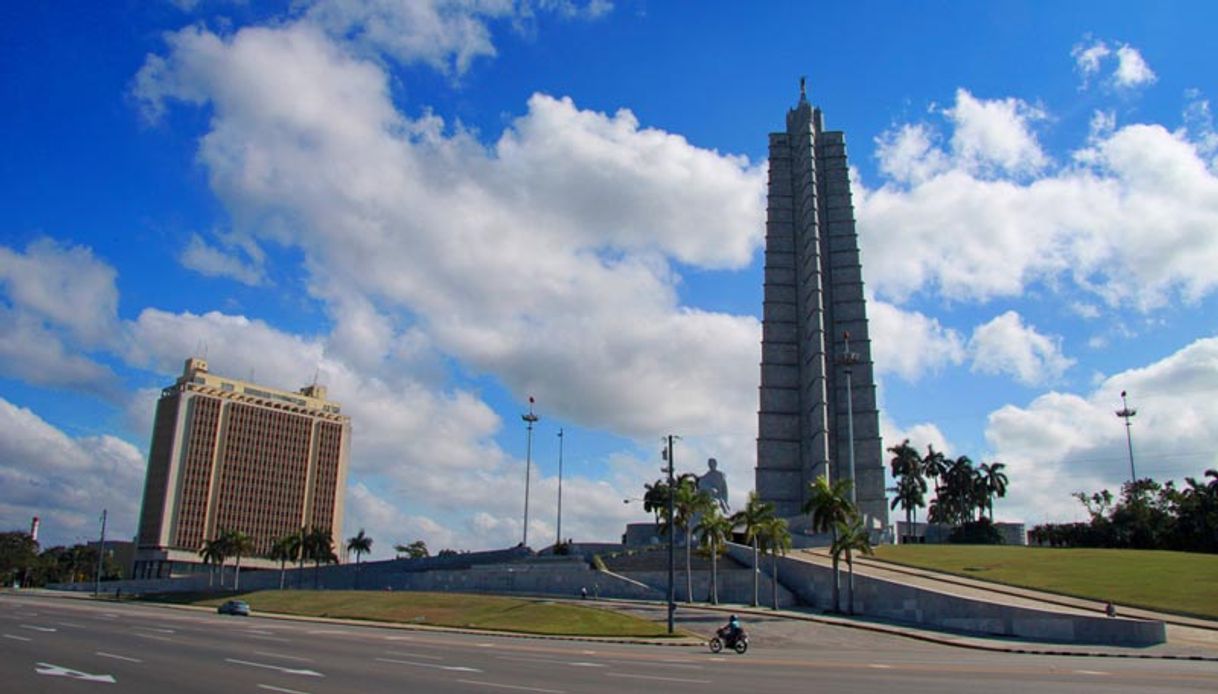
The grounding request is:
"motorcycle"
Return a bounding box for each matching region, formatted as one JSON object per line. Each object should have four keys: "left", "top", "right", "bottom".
{"left": 708, "top": 625, "right": 749, "bottom": 654}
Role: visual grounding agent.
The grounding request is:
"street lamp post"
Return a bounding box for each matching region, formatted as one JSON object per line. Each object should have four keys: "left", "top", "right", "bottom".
{"left": 1115, "top": 390, "right": 1138, "bottom": 483}
{"left": 839, "top": 332, "right": 861, "bottom": 506}
{"left": 663, "top": 434, "right": 678, "bottom": 635}
{"left": 521, "top": 397, "right": 539, "bottom": 548}
{"left": 555, "top": 428, "right": 565, "bottom": 550}
{"left": 94, "top": 508, "right": 107, "bottom": 597}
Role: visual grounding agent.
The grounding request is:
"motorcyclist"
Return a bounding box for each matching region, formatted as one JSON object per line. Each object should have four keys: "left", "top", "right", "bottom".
{"left": 720, "top": 614, "right": 743, "bottom": 643}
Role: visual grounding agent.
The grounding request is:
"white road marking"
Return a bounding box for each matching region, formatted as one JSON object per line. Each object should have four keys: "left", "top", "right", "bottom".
{"left": 476, "top": 643, "right": 496, "bottom": 648}
{"left": 253, "top": 651, "right": 314, "bottom": 663}
{"left": 245, "top": 629, "right": 276, "bottom": 635}
{"left": 133, "top": 633, "right": 174, "bottom": 642}
{"left": 456, "top": 680, "right": 564, "bottom": 693}
{"left": 4, "top": 634, "right": 33, "bottom": 641}
{"left": 581, "top": 650, "right": 596, "bottom": 655}
{"left": 35, "top": 662, "right": 117, "bottom": 683}
{"left": 96, "top": 652, "right": 143, "bottom": 663}
{"left": 868, "top": 664, "right": 893, "bottom": 669}
{"left": 1074, "top": 670, "right": 1109, "bottom": 676}
{"left": 384, "top": 635, "right": 414, "bottom": 641}
{"left": 605, "top": 672, "right": 711, "bottom": 685}
{"left": 20, "top": 624, "right": 56, "bottom": 632}
{"left": 496, "top": 656, "right": 605, "bottom": 669}
{"left": 376, "top": 657, "right": 480, "bottom": 672}
{"left": 384, "top": 650, "right": 443, "bottom": 660}
{"left": 599, "top": 658, "right": 703, "bottom": 670}
{"left": 246, "top": 634, "right": 292, "bottom": 642}
{"left": 257, "top": 685, "right": 311, "bottom": 694}
{"left": 56, "top": 621, "right": 86, "bottom": 628}
{"left": 132, "top": 626, "right": 175, "bottom": 634}
{"left": 225, "top": 658, "right": 324, "bottom": 678}
{"left": 306, "top": 629, "right": 352, "bottom": 635}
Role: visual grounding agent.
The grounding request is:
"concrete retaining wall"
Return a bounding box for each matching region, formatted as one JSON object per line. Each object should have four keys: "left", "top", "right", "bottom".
{"left": 725, "top": 543, "right": 1165, "bottom": 646}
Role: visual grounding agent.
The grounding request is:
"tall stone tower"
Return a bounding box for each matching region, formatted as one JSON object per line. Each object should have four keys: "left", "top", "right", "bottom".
{"left": 755, "top": 82, "right": 887, "bottom": 529}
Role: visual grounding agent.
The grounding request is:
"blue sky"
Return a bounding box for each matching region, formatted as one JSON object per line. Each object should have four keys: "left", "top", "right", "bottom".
{"left": 2, "top": 1, "right": 1216, "bottom": 556}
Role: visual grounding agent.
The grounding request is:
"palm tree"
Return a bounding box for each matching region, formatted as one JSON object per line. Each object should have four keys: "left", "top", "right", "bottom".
{"left": 831, "top": 515, "right": 874, "bottom": 615}
{"left": 803, "top": 475, "right": 856, "bottom": 613}
{"left": 730, "top": 492, "right": 776, "bottom": 607}
{"left": 672, "top": 478, "right": 712, "bottom": 603}
{"left": 291, "top": 527, "right": 307, "bottom": 589}
{"left": 198, "top": 538, "right": 225, "bottom": 588}
{"left": 306, "top": 528, "right": 337, "bottom": 589}
{"left": 395, "top": 540, "right": 428, "bottom": 559}
{"left": 346, "top": 529, "right": 373, "bottom": 588}
{"left": 695, "top": 505, "right": 733, "bottom": 605}
{"left": 979, "top": 461, "right": 1008, "bottom": 521}
{"left": 222, "top": 530, "right": 253, "bottom": 592}
{"left": 757, "top": 516, "right": 792, "bottom": 611}
{"left": 888, "top": 439, "right": 927, "bottom": 542}
{"left": 923, "top": 444, "right": 949, "bottom": 497}
{"left": 269, "top": 535, "right": 297, "bottom": 590}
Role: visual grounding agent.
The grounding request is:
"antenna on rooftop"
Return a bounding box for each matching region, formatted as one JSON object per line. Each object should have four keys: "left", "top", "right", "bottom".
{"left": 312, "top": 366, "right": 320, "bottom": 387}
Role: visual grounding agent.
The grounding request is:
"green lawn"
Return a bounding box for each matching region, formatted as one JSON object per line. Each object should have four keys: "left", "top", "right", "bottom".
{"left": 178, "top": 590, "right": 679, "bottom": 637}
{"left": 873, "top": 545, "right": 1218, "bottom": 619}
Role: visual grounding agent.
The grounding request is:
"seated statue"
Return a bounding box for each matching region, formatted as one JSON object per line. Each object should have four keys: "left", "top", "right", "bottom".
{"left": 697, "top": 457, "right": 730, "bottom": 513}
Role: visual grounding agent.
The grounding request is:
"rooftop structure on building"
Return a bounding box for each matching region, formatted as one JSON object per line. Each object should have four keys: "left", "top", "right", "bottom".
{"left": 133, "top": 357, "right": 350, "bottom": 579}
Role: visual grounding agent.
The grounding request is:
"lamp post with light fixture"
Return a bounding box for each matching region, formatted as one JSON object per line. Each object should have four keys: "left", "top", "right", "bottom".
{"left": 521, "top": 397, "right": 539, "bottom": 548}
{"left": 1115, "top": 390, "right": 1138, "bottom": 483}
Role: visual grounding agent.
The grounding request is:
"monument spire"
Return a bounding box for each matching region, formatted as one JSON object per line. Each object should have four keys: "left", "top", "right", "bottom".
{"left": 799, "top": 75, "right": 807, "bottom": 102}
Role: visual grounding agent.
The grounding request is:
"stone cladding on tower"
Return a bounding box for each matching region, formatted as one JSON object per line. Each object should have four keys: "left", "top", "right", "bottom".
{"left": 755, "top": 89, "right": 888, "bottom": 528}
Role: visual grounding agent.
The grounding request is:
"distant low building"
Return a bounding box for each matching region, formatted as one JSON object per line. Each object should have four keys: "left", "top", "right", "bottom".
{"left": 896, "top": 521, "right": 1027, "bottom": 546}
{"left": 133, "top": 358, "right": 350, "bottom": 578}
{"left": 86, "top": 540, "right": 135, "bottom": 580}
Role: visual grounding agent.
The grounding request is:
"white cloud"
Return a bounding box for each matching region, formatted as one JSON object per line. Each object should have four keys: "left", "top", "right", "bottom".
{"left": 984, "top": 336, "right": 1218, "bottom": 525}
{"left": 179, "top": 232, "right": 267, "bottom": 285}
{"left": 1071, "top": 37, "right": 1156, "bottom": 91}
{"left": 0, "top": 238, "right": 119, "bottom": 346}
{"left": 132, "top": 23, "right": 766, "bottom": 445}
{"left": 945, "top": 88, "right": 1048, "bottom": 177}
{"left": 859, "top": 92, "right": 1218, "bottom": 310}
{"left": 868, "top": 299, "right": 966, "bottom": 382}
{"left": 968, "top": 311, "right": 1074, "bottom": 386}
{"left": 1114, "top": 45, "right": 1156, "bottom": 88}
{"left": 875, "top": 123, "right": 949, "bottom": 185}
{"left": 0, "top": 397, "right": 145, "bottom": 548}
{"left": 301, "top": 0, "right": 612, "bottom": 76}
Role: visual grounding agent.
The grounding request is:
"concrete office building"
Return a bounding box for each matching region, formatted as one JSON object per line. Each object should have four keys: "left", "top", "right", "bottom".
{"left": 755, "top": 83, "right": 888, "bottom": 528}
{"left": 133, "top": 358, "right": 350, "bottom": 578}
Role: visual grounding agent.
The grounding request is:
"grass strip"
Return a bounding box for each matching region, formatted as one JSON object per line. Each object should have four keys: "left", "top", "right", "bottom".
{"left": 162, "top": 590, "right": 679, "bottom": 637}
{"left": 873, "top": 545, "right": 1218, "bottom": 619}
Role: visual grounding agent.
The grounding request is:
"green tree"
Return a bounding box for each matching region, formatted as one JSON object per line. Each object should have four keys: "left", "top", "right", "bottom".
{"left": 198, "top": 536, "right": 227, "bottom": 588}
{"left": 888, "top": 439, "right": 928, "bottom": 542}
{"left": 0, "top": 531, "right": 39, "bottom": 587}
{"left": 757, "top": 516, "right": 792, "bottom": 611}
{"left": 979, "top": 461, "right": 1008, "bottom": 521}
{"left": 346, "top": 529, "right": 373, "bottom": 588}
{"left": 305, "top": 527, "right": 337, "bottom": 588}
{"left": 395, "top": 540, "right": 429, "bottom": 559}
{"left": 269, "top": 535, "right": 299, "bottom": 590}
{"left": 803, "top": 475, "right": 856, "bottom": 613}
{"left": 222, "top": 529, "right": 254, "bottom": 592}
{"left": 672, "top": 477, "right": 713, "bottom": 603}
{"left": 695, "top": 506, "right": 733, "bottom": 605}
{"left": 831, "top": 515, "right": 874, "bottom": 615}
{"left": 730, "top": 492, "right": 776, "bottom": 607}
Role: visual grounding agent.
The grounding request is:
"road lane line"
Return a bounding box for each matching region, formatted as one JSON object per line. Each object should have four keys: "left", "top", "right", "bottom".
{"left": 496, "top": 656, "right": 605, "bottom": 669}
{"left": 456, "top": 680, "right": 564, "bottom": 693}
{"left": 133, "top": 632, "right": 174, "bottom": 642}
{"left": 257, "top": 685, "right": 311, "bottom": 694}
{"left": 384, "top": 635, "right": 415, "bottom": 641}
{"left": 605, "top": 672, "right": 711, "bottom": 685}
{"left": 253, "top": 651, "right": 314, "bottom": 663}
{"left": 868, "top": 664, "right": 893, "bottom": 669}
{"left": 384, "top": 651, "right": 443, "bottom": 660}
{"left": 375, "top": 657, "right": 480, "bottom": 672}
{"left": 226, "top": 658, "right": 324, "bottom": 678}
{"left": 97, "top": 652, "right": 143, "bottom": 663}
{"left": 1074, "top": 670, "right": 1109, "bottom": 676}
{"left": 56, "top": 621, "right": 86, "bottom": 628}
{"left": 246, "top": 634, "right": 292, "bottom": 642}
{"left": 20, "top": 624, "right": 56, "bottom": 632}
{"left": 4, "top": 634, "right": 33, "bottom": 641}
{"left": 132, "top": 626, "right": 176, "bottom": 634}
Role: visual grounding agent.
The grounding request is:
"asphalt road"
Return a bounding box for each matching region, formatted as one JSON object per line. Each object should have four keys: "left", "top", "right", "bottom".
{"left": 1, "top": 593, "right": 1215, "bottom": 693}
